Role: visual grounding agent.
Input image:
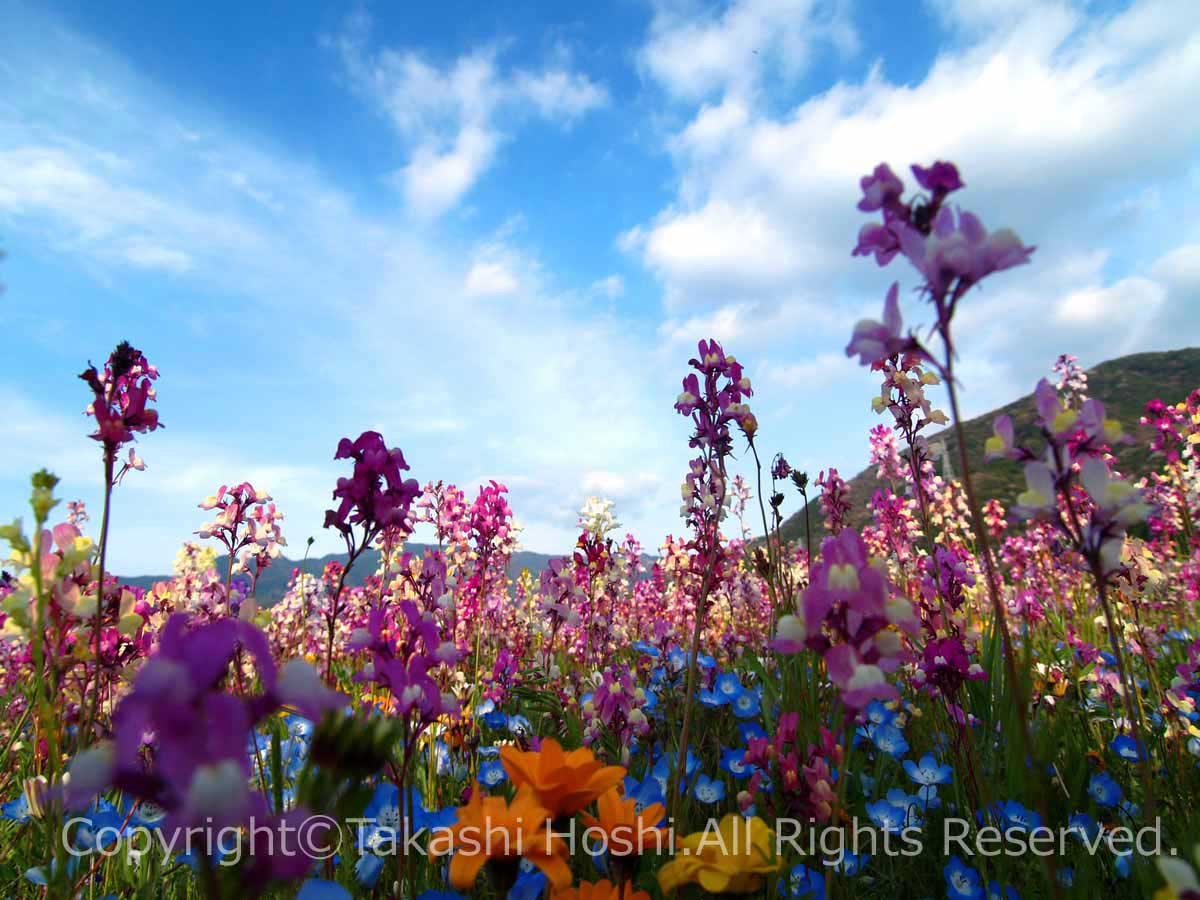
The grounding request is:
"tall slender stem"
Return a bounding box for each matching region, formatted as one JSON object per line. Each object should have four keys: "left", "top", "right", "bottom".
{"left": 85, "top": 455, "right": 115, "bottom": 743}
{"left": 668, "top": 554, "right": 717, "bottom": 827}
{"left": 1092, "top": 566, "right": 1155, "bottom": 818}
{"left": 800, "top": 486, "right": 813, "bottom": 587}
{"left": 942, "top": 354, "right": 1060, "bottom": 897}
{"left": 668, "top": 458, "right": 726, "bottom": 826}
{"left": 942, "top": 355, "right": 1034, "bottom": 757}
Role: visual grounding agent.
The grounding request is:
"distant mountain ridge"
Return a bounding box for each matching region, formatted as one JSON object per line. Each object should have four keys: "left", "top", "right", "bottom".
{"left": 119, "top": 545, "right": 564, "bottom": 602}
{"left": 776, "top": 347, "right": 1200, "bottom": 547}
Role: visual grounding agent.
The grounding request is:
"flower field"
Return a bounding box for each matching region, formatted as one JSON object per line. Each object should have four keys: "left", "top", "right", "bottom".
{"left": 3, "top": 160, "right": 1200, "bottom": 900}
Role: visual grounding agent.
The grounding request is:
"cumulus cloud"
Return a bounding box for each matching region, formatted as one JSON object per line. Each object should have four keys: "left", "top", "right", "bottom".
{"left": 465, "top": 259, "right": 520, "bottom": 297}
{"left": 627, "top": 0, "right": 1200, "bottom": 402}
{"left": 328, "top": 13, "right": 608, "bottom": 218}
{"left": 639, "top": 0, "right": 858, "bottom": 101}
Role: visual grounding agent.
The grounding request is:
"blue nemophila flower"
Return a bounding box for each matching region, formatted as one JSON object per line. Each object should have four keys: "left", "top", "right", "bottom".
{"left": 1, "top": 793, "right": 31, "bottom": 823}
{"left": 780, "top": 863, "right": 826, "bottom": 898}
{"left": 475, "top": 699, "right": 508, "bottom": 730}
{"left": 696, "top": 653, "right": 717, "bottom": 669}
{"left": 1067, "top": 812, "right": 1099, "bottom": 842}
{"left": 623, "top": 774, "right": 667, "bottom": 817}
{"left": 732, "top": 690, "right": 761, "bottom": 719}
{"left": 359, "top": 783, "right": 456, "bottom": 854}
{"left": 693, "top": 773, "right": 726, "bottom": 804}
{"left": 25, "top": 858, "right": 80, "bottom": 888}
{"left": 987, "top": 880, "right": 1019, "bottom": 900}
{"left": 837, "top": 850, "right": 869, "bottom": 876}
{"left": 667, "top": 647, "right": 688, "bottom": 670}
{"left": 507, "top": 714, "right": 531, "bottom": 737}
{"left": 176, "top": 828, "right": 243, "bottom": 870}
{"left": 903, "top": 753, "right": 952, "bottom": 786}
{"left": 355, "top": 853, "right": 385, "bottom": 888}
{"left": 865, "top": 799, "right": 907, "bottom": 833}
{"left": 1110, "top": 734, "right": 1145, "bottom": 762}
{"left": 944, "top": 855, "right": 985, "bottom": 900}
{"left": 433, "top": 739, "right": 469, "bottom": 780}
{"left": 285, "top": 714, "right": 314, "bottom": 740}
{"left": 864, "top": 699, "right": 896, "bottom": 727}
{"left": 632, "top": 641, "right": 661, "bottom": 658}
{"left": 738, "top": 722, "right": 767, "bottom": 743}
{"left": 478, "top": 758, "right": 508, "bottom": 788}
{"left": 870, "top": 723, "right": 909, "bottom": 757}
{"left": 720, "top": 746, "right": 753, "bottom": 778}
{"left": 650, "top": 745, "right": 700, "bottom": 794}
{"left": 993, "top": 800, "right": 1042, "bottom": 831}
{"left": 884, "top": 789, "right": 923, "bottom": 828}
{"left": 649, "top": 755, "right": 672, "bottom": 796}
{"left": 715, "top": 672, "right": 743, "bottom": 699}
{"left": 116, "top": 796, "right": 167, "bottom": 831}
{"left": 509, "top": 857, "right": 548, "bottom": 900}
{"left": 1114, "top": 849, "right": 1132, "bottom": 879}
{"left": 69, "top": 801, "right": 130, "bottom": 853}
{"left": 700, "top": 688, "right": 727, "bottom": 708}
{"left": 1057, "top": 867, "right": 1074, "bottom": 887}
{"left": 916, "top": 784, "right": 941, "bottom": 809}
{"left": 1088, "top": 772, "right": 1123, "bottom": 807}
{"left": 298, "top": 880, "right": 351, "bottom": 900}
{"left": 418, "top": 893, "right": 468, "bottom": 900}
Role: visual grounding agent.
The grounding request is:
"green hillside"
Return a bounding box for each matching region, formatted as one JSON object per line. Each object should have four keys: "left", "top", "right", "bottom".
{"left": 776, "top": 347, "right": 1200, "bottom": 547}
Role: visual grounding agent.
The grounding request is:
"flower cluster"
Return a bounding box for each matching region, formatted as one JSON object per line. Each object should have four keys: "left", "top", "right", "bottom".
{"left": 774, "top": 528, "right": 917, "bottom": 709}
{"left": 78, "top": 340, "right": 162, "bottom": 468}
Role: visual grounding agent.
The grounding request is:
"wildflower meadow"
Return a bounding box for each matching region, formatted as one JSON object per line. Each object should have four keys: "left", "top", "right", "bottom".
{"left": 3, "top": 151, "right": 1200, "bottom": 900}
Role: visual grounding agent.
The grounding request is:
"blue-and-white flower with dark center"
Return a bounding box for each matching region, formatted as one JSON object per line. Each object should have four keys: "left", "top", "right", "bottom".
{"left": 944, "top": 854, "right": 984, "bottom": 900}
{"left": 903, "top": 753, "right": 952, "bottom": 786}
{"left": 1088, "top": 772, "right": 1123, "bottom": 807}
{"left": 693, "top": 773, "right": 726, "bottom": 804}
{"left": 478, "top": 758, "right": 507, "bottom": 788}
{"left": 732, "top": 690, "right": 761, "bottom": 719}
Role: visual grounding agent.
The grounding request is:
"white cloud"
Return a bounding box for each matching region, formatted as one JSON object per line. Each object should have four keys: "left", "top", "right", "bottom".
{"left": 329, "top": 14, "right": 607, "bottom": 218}
{"left": 672, "top": 95, "right": 750, "bottom": 156}
{"left": 464, "top": 259, "right": 520, "bottom": 297}
{"left": 399, "top": 126, "right": 501, "bottom": 219}
{"left": 627, "top": 0, "right": 1200, "bottom": 368}
{"left": 1152, "top": 244, "right": 1200, "bottom": 292}
{"left": 0, "top": 146, "right": 245, "bottom": 273}
{"left": 658, "top": 299, "right": 817, "bottom": 347}
{"left": 1054, "top": 276, "right": 1166, "bottom": 325}
{"left": 760, "top": 351, "right": 858, "bottom": 387}
{"left": 640, "top": 0, "right": 858, "bottom": 101}
{"left": 624, "top": 201, "right": 817, "bottom": 310}
{"left": 924, "top": 0, "right": 1056, "bottom": 34}
{"left": 580, "top": 470, "right": 661, "bottom": 498}
{"left": 512, "top": 67, "right": 609, "bottom": 121}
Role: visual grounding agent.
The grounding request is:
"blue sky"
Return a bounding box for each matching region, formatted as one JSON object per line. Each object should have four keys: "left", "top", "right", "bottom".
{"left": 2, "top": 0, "right": 1198, "bottom": 573}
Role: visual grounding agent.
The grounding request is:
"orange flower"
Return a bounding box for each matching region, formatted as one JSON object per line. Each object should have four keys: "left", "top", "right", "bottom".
{"left": 500, "top": 738, "right": 626, "bottom": 818}
{"left": 554, "top": 879, "right": 651, "bottom": 900}
{"left": 431, "top": 785, "right": 571, "bottom": 892}
{"left": 580, "top": 787, "right": 669, "bottom": 857}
